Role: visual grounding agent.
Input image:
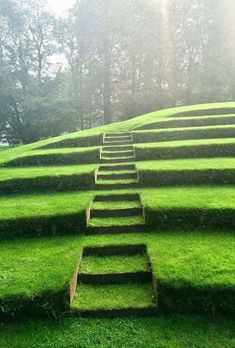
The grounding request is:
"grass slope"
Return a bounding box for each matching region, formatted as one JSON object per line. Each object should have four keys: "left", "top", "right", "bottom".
{"left": 1, "top": 102, "right": 234, "bottom": 165}
{"left": 1, "top": 102, "right": 235, "bottom": 345}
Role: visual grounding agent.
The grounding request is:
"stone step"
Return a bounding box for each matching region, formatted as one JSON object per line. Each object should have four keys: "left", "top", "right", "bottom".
{"left": 93, "top": 193, "right": 140, "bottom": 202}
{"left": 96, "top": 172, "right": 138, "bottom": 181}
{"left": 79, "top": 271, "right": 152, "bottom": 284}
{"left": 90, "top": 207, "right": 143, "bottom": 218}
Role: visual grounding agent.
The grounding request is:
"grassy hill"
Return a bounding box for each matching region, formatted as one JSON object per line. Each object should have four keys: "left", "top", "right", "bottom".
{"left": 0, "top": 102, "right": 235, "bottom": 348}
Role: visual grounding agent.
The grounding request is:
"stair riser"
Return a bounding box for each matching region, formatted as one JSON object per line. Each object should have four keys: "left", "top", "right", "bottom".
{"left": 104, "top": 136, "right": 133, "bottom": 141}
{"left": 105, "top": 133, "right": 131, "bottom": 137}
{"left": 86, "top": 224, "right": 146, "bottom": 235}
{"left": 103, "top": 146, "right": 133, "bottom": 152}
{"left": 95, "top": 183, "right": 138, "bottom": 190}
{"left": 103, "top": 141, "right": 133, "bottom": 145}
{"left": 100, "top": 158, "right": 135, "bottom": 164}
{"left": 98, "top": 165, "right": 136, "bottom": 171}
{"left": 101, "top": 151, "right": 134, "bottom": 158}
{"left": 90, "top": 208, "right": 143, "bottom": 218}
{"left": 93, "top": 194, "right": 140, "bottom": 202}
{"left": 97, "top": 173, "right": 138, "bottom": 180}
{"left": 83, "top": 244, "right": 147, "bottom": 256}
{"left": 79, "top": 272, "right": 152, "bottom": 285}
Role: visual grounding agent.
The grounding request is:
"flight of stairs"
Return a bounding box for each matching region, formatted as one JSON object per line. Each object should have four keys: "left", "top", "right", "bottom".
{"left": 70, "top": 132, "right": 158, "bottom": 317}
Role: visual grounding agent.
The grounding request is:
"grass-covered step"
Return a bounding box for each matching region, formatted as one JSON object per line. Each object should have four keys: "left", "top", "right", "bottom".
{"left": 133, "top": 125, "right": 235, "bottom": 143}
{"left": 135, "top": 114, "right": 235, "bottom": 131}
{"left": 100, "top": 156, "right": 135, "bottom": 163}
{"left": 3, "top": 148, "right": 100, "bottom": 167}
{"left": 80, "top": 254, "right": 149, "bottom": 274}
{"left": 78, "top": 245, "right": 152, "bottom": 284}
{"left": 98, "top": 164, "right": 136, "bottom": 171}
{"left": 96, "top": 171, "right": 138, "bottom": 181}
{"left": 103, "top": 145, "right": 134, "bottom": 152}
{"left": 0, "top": 164, "right": 97, "bottom": 194}
{"left": 101, "top": 150, "right": 135, "bottom": 158}
{"left": 135, "top": 138, "right": 235, "bottom": 160}
{"left": 89, "top": 216, "right": 145, "bottom": 227}
{"left": 87, "top": 216, "right": 146, "bottom": 235}
{"left": 136, "top": 158, "right": 235, "bottom": 186}
{"left": 71, "top": 282, "right": 157, "bottom": 317}
{"left": 103, "top": 139, "right": 133, "bottom": 146}
{"left": 95, "top": 179, "right": 139, "bottom": 190}
{"left": 89, "top": 194, "right": 143, "bottom": 218}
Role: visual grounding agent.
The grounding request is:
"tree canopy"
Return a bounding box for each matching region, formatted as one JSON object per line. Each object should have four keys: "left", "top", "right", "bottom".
{"left": 0, "top": 0, "right": 234, "bottom": 145}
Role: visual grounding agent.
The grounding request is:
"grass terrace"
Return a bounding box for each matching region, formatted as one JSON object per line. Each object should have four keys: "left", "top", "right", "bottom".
{"left": 0, "top": 102, "right": 235, "bottom": 347}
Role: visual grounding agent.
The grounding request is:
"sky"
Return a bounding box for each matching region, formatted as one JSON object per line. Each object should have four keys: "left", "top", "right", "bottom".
{"left": 46, "top": 0, "right": 76, "bottom": 17}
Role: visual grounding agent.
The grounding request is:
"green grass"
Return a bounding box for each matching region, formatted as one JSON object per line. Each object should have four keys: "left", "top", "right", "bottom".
{"left": 91, "top": 201, "right": 141, "bottom": 209}
{"left": 135, "top": 113, "right": 235, "bottom": 130}
{"left": 1, "top": 102, "right": 234, "bottom": 165}
{"left": 136, "top": 158, "right": 235, "bottom": 171}
{"left": 134, "top": 123, "right": 235, "bottom": 134}
{"left": 0, "top": 315, "right": 234, "bottom": 348}
{"left": 0, "top": 191, "right": 93, "bottom": 220}
{"left": 73, "top": 282, "right": 155, "bottom": 311}
{"left": 80, "top": 254, "right": 149, "bottom": 274}
{"left": 1, "top": 102, "right": 235, "bottom": 344}
{"left": 97, "top": 179, "right": 138, "bottom": 185}
{"left": 0, "top": 231, "right": 234, "bottom": 303}
{"left": 0, "top": 164, "right": 97, "bottom": 181}
{"left": 2, "top": 186, "right": 235, "bottom": 222}
{"left": 135, "top": 137, "right": 235, "bottom": 149}
{"left": 89, "top": 216, "right": 145, "bottom": 227}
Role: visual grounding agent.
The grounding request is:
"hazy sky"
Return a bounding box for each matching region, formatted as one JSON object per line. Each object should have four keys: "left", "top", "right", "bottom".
{"left": 47, "top": 0, "right": 76, "bottom": 17}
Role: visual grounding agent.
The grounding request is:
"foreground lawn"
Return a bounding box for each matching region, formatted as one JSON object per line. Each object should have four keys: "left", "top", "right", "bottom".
{"left": 0, "top": 314, "right": 234, "bottom": 348}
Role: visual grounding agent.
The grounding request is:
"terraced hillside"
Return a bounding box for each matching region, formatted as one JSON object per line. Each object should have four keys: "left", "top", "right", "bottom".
{"left": 0, "top": 102, "right": 235, "bottom": 347}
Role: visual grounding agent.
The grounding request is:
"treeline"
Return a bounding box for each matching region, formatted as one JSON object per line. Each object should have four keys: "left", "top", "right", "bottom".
{"left": 0, "top": 0, "right": 234, "bottom": 145}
